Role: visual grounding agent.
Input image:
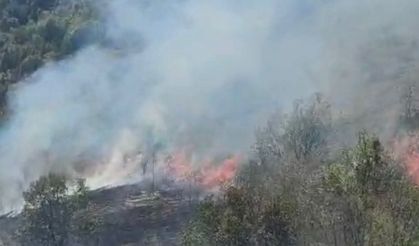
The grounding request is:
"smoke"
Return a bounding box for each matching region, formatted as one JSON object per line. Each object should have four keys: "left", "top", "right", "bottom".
{"left": 1, "top": 0, "right": 419, "bottom": 212}
{"left": 313, "top": 0, "right": 419, "bottom": 140}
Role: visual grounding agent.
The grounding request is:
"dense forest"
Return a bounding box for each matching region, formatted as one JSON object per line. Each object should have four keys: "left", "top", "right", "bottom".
{"left": 1, "top": 0, "right": 419, "bottom": 246}
{"left": 0, "top": 0, "right": 99, "bottom": 115}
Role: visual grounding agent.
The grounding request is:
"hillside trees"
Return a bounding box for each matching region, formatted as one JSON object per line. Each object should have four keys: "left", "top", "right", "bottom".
{"left": 400, "top": 83, "right": 419, "bottom": 132}
{"left": 0, "top": 0, "right": 99, "bottom": 116}
{"left": 183, "top": 95, "right": 419, "bottom": 246}
{"left": 182, "top": 95, "right": 332, "bottom": 246}
{"left": 20, "top": 174, "right": 97, "bottom": 246}
{"left": 324, "top": 132, "right": 419, "bottom": 245}
{"left": 182, "top": 187, "right": 297, "bottom": 246}
{"left": 254, "top": 93, "right": 331, "bottom": 166}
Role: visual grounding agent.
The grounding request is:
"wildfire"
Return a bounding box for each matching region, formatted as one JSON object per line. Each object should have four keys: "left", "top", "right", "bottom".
{"left": 199, "top": 156, "right": 239, "bottom": 188}
{"left": 392, "top": 133, "right": 419, "bottom": 185}
{"left": 406, "top": 151, "right": 419, "bottom": 184}
{"left": 166, "top": 150, "right": 240, "bottom": 190}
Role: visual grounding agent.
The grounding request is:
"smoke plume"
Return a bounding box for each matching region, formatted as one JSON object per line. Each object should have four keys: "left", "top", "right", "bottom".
{"left": 1, "top": 0, "right": 419, "bottom": 212}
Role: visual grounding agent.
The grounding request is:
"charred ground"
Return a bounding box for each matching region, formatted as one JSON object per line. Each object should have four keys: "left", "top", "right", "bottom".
{"left": 0, "top": 184, "right": 196, "bottom": 246}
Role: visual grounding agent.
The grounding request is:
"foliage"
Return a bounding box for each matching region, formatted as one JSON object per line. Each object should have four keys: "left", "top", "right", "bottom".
{"left": 254, "top": 94, "right": 331, "bottom": 166}
{"left": 20, "top": 174, "right": 95, "bottom": 246}
{"left": 185, "top": 97, "right": 419, "bottom": 246}
{"left": 323, "top": 132, "right": 419, "bottom": 245}
{"left": 400, "top": 83, "right": 419, "bottom": 132}
{"left": 181, "top": 187, "right": 296, "bottom": 246}
{"left": 0, "top": 0, "right": 99, "bottom": 115}
{"left": 182, "top": 96, "right": 332, "bottom": 246}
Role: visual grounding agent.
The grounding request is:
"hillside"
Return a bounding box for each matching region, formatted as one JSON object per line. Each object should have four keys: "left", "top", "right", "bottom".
{"left": 2, "top": 1, "right": 419, "bottom": 246}
{"left": 0, "top": 0, "right": 99, "bottom": 114}
{"left": 0, "top": 184, "right": 195, "bottom": 246}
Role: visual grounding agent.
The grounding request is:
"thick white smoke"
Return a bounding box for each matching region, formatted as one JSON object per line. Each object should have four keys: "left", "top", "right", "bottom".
{"left": 1, "top": 0, "right": 419, "bottom": 212}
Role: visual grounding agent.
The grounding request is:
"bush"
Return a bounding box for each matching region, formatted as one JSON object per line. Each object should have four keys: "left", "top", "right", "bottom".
{"left": 20, "top": 174, "right": 93, "bottom": 246}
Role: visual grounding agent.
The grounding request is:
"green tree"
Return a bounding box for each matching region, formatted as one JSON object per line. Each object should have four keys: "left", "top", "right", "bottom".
{"left": 182, "top": 186, "right": 297, "bottom": 246}
{"left": 184, "top": 98, "right": 419, "bottom": 246}
{"left": 21, "top": 174, "right": 90, "bottom": 246}
{"left": 0, "top": 0, "right": 98, "bottom": 118}
{"left": 324, "top": 132, "right": 419, "bottom": 245}
{"left": 232, "top": 95, "right": 332, "bottom": 245}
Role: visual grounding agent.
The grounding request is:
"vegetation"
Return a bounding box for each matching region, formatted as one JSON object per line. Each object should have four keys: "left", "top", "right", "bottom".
{"left": 323, "top": 133, "right": 419, "bottom": 245}
{"left": 20, "top": 174, "right": 98, "bottom": 246}
{"left": 0, "top": 0, "right": 100, "bottom": 115}
{"left": 182, "top": 95, "right": 419, "bottom": 246}
{"left": 0, "top": 1, "right": 419, "bottom": 245}
{"left": 18, "top": 95, "right": 419, "bottom": 245}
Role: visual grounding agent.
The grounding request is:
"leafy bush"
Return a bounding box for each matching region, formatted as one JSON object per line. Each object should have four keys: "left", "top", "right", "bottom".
{"left": 20, "top": 174, "right": 97, "bottom": 246}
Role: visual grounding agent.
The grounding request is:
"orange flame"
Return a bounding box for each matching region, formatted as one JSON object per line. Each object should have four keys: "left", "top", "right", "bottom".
{"left": 166, "top": 150, "right": 240, "bottom": 190}
{"left": 406, "top": 152, "right": 419, "bottom": 184}
{"left": 199, "top": 156, "right": 239, "bottom": 188}
{"left": 392, "top": 133, "right": 419, "bottom": 185}
{"left": 166, "top": 151, "right": 194, "bottom": 180}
